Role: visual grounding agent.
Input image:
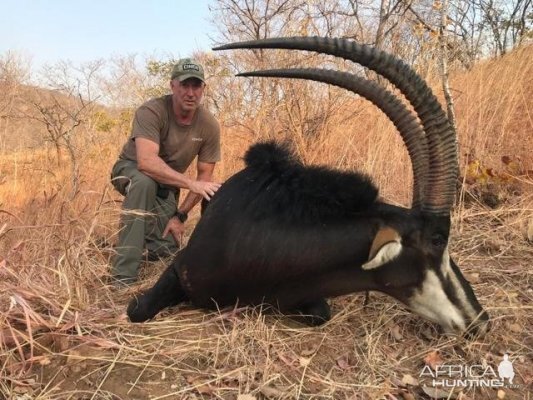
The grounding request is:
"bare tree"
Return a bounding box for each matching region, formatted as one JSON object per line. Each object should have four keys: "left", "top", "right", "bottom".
{"left": 209, "top": 0, "right": 369, "bottom": 156}
{"left": 0, "top": 51, "right": 32, "bottom": 151}
{"left": 22, "top": 60, "right": 103, "bottom": 198}
{"left": 99, "top": 54, "right": 177, "bottom": 108}
{"left": 476, "top": 0, "right": 532, "bottom": 56}
{"left": 445, "top": 0, "right": 532, "bottom": 63}
{"left": 439, "top": 0, "right": 458, "bottom": 135}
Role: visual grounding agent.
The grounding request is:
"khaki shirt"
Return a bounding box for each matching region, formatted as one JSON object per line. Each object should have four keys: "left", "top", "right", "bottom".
{"left": 119, "top": 95, "right": 221, "bottom": 173}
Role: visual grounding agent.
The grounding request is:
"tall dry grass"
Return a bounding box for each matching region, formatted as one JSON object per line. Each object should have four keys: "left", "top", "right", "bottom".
{"left": 0, "top": 46, "right": 532, "bottom": 399}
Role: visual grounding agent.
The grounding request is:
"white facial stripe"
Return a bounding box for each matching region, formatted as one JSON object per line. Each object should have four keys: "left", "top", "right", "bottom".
{"left": 409, "top": 269, "right": 466, "bottom": 332}
{"left": 441, "top": 247, "right": 453, "bottom": 279}
{"left": 362, "top": 241, "right": 402, "bottom": 270}
{"left": 441, "top": 247, "right": 480, "bottom": 326}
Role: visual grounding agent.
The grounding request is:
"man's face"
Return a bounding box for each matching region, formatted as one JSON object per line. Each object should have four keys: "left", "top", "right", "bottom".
{"left": 171, "top": 78, "right": 205, "bottom": 112}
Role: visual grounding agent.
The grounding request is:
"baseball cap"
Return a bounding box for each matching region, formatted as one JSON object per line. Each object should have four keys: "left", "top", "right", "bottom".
{"left": 170, "top": 58, "right": 205, "bottom": 82}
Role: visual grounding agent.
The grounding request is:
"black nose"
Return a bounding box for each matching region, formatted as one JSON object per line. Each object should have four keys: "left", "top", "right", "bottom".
{"left": 465, "top": 311, "right": 490, "bottom": 339}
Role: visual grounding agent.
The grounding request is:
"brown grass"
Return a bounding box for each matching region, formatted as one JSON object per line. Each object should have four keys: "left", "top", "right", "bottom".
{"left": 1, "top": 47, "right": 532, "bottom": 399}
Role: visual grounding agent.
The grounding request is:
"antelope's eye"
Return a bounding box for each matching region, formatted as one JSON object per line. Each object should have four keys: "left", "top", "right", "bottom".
{"left": 431, "top": 233, "right": 447, "bottom": 248}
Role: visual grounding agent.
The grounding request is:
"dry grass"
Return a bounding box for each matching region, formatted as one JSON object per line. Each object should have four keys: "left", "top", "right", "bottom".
{"left": 1, "top": 47, "right": 532, "bottom": 399}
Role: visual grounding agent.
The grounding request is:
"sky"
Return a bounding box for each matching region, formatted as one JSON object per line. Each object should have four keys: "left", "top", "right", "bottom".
{"left": 0, "top": 0, "right": 217, "bottom": 69}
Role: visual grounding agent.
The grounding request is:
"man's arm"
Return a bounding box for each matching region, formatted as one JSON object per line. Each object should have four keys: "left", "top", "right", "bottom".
{"left": 162, "top": 161, "right": 217, "bottom": 244}
{"left": 177, "top": 161, "right": 216, "bottom": 214}
{"left": 135, "top": 137, "right": 220, "bottom": 200}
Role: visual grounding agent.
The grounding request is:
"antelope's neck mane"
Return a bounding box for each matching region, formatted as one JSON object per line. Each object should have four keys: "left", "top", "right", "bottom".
{"left": 240, "top": 141, "right": 379, "bottom": 223}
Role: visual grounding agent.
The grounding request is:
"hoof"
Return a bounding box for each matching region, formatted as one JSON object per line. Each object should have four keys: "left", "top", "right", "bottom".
{"left": 291, "top": 299, "right": 331, "bottom": 326}
{"left": 298, "top": 312, "right": 331, "bottom": 327}
{"left": 127, "top": 294, "right": 156, "bottom": 323}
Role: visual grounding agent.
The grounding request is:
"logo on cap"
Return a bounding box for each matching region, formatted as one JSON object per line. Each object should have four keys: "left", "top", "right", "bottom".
{"left": 182, "top": 64, "right": 200, "bottom": 72}
{"left": 171, "top": 58, "right": 205, "bottom": 82}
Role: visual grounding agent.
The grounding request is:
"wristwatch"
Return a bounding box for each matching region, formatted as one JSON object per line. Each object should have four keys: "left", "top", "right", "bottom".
{"left": 175, "top": 210, "right": 188, "bottom": 223}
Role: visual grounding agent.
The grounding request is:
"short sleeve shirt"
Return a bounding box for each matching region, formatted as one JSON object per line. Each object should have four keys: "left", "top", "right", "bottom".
{"left": 119, "top": 95, "right": 221, "bottom": 173}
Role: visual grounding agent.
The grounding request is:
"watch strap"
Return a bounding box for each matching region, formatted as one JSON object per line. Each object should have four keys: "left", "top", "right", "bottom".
{"left": 175, "top": 211, "right": 188, "bottom": 223}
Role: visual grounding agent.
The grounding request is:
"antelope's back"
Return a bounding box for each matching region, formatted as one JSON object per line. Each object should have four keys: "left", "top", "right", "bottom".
{"left": 176, "top": 142, "right": 379, "bottom": 307}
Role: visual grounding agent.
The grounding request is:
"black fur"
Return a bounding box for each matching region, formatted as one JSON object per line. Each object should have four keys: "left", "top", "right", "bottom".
{"left": 127, "top": 141, "right": 487, "bottom": 335}
{"left": 239, "top": 141, "right": 378, "bottom": 223}
{"left": 244, "top": 141, "right": 300, "bottom": 170}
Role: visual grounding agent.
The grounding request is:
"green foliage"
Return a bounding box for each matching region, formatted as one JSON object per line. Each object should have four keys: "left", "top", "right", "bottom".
{"left": 90, "top": 108, "right": 135, "bottom": 136}
{"left": 145, "top": 59, "right": 177, "bottom": 98}
{"left": 92, "top": 110, "right": 117, "bottom": 133}
{"left": 463, "top": 154, "right": 531, "bottom": 207}
{"left": 146, "top": 60, "right": 175, "bottom": 78}
{"left": 117, "top": 109, "right": 134, "bottom": 136}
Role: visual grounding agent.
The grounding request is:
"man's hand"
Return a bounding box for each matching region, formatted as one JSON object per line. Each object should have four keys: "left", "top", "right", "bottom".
{"left": 163, "top": 216, "right": 186, "bottom": 246}
{"left": 188, "top": 180, "right": 221, "bottom": 200}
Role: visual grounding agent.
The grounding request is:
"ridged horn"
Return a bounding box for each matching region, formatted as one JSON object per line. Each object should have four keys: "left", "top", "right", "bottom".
{"left": 214, "top": 37, "right": 458, "bottom": 216}
{"left": 237, "top": 68, "right": 429, "bottom": 209}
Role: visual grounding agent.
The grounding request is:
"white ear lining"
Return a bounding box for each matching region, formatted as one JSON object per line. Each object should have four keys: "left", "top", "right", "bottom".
{"left": 362, "top": 241, "right": 402, "bottom": 270}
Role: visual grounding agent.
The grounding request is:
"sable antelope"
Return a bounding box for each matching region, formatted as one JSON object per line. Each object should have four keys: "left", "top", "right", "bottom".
{"left": 127, "top": 37, "right": 489, "bottom": 337}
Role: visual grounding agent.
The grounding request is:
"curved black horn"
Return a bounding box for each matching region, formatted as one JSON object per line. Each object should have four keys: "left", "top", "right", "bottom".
{"left": 238, "top": 68, "right": 429, "bottom": 208}
{"left": 214, "top": 37, "right": 458, "bottom": 216}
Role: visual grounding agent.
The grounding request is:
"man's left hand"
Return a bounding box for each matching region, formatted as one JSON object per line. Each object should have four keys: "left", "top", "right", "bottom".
{"left": 163, "top": 216, "right": 186, "bottom": 246}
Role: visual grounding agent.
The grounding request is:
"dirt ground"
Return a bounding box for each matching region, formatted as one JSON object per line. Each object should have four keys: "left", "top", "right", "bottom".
{"left": 3, "top": 250, "right": 532, "bottom": 400}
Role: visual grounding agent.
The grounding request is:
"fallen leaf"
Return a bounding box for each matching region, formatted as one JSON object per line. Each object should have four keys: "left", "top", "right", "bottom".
{"left": 299, "top": 357, "right": 311, "bottom": 367}
{"left": 13, "top": 386, "right": 31, "bottom": 394}
{"left": 276, "top": 351, "right": 298, "bottom": 367}
{"left": 185, "top": 374, "right": 214, "bottom": 395}
{"left": 117, "top": 312, "right": 129, "bottom": 322}
{"left": 421, "top": 386, "right": 458, "bottom": 399}
{"left": 66, "top": 350, "right": 81, "bottom": 365}
{"left": 421, "top": 327, "right": 436, "bottom": 340}
{"left": 196, "top": 384, "right": 214, "bottom": 395}
{"left": 26, "top": 356, "right": 51, "bottom": 366}
{"left": 336, "top": 354, "right": 351, "bottom": 370}
{"left": 39, "top": 357, "right": 51, "bottom": 366}
{"left": 52, "top": 334, "right": 70, "bottom": 352}
{"left": 507, "top": 323, "right": 521, "bottom": 333}
{"left": 70, "top": 364, "right": 83, "bottom": 374}
{"left": 401, "top": 374, "right": 419, "bottom": 387}
{"left": 237, "top": 395, "right": 256, "bottom": 400}
{"left": 8, "top": 241, "right": 25, "bottom": 257}
{"left": 390, "top": 324, "right": 404, "bottom": 341}
{"left": 260, "top": 385, "right": 286, "bottom": 398}
{"left": 465, "top": 272, "right": 480, "bottom": 284}
{"left": 424, "top": 351, "right": 443, "bottom": 370}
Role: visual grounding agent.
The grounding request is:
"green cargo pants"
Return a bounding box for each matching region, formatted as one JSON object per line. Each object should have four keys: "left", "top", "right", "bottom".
{"left": 111, "top": 159, "right": 179, "bottom": 281}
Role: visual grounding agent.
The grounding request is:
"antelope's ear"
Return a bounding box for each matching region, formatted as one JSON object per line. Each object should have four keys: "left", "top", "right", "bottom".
{"left": 362, "top": 227, "right": 402, "bottom": 270}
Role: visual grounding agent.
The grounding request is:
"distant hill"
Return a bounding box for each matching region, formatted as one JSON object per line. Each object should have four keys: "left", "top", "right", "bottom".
{"left": 0, "top": 82, "right": 128, "bottom": 152}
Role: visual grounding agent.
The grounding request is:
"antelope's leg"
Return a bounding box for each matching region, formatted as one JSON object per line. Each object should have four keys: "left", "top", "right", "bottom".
{"left": 127, "top": 263, "right": 188, "bottom": 322}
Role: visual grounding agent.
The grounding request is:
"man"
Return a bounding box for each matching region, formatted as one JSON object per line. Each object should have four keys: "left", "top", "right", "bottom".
{"left": 110, "top": 58, "right": 221, "bottom": 285}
